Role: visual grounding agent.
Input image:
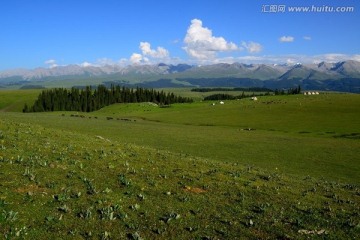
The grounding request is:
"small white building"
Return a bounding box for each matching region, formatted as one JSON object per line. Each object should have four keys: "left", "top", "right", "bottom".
{"left": 250, "top": 97, "right": 258, "bottom": 101}
{"left": 219, "top": 101, "right": 225, "bottom": 105}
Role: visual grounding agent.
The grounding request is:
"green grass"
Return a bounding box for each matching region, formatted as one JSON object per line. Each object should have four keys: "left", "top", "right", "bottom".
{"left": 0, "top": 90, "right": 359, "bottom": 238}
{"left": 1, "top": 119, "right": 359, "bottom": 239}
{"left": 0, "top": 90, "right": 40, "bottom": 112}
{"left": 3, "top": 93, "right": 358, "bottom": 183}
{"left": 95, "top": 93, "right": 359, "bottom": 134}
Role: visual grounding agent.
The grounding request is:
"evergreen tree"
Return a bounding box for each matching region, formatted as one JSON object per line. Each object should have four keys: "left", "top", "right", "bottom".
{"left": 25, "top": 84, "right": 193, "bottom": 113}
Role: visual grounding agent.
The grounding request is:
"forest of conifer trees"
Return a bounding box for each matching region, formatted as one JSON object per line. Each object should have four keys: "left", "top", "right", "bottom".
{"left": 23, "top": 85, "right": 193, "bottom": 113}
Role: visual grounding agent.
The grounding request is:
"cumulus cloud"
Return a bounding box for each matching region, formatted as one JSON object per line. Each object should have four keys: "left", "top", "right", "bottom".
{"left": 44, "top": 59, "right": 58, "bottom": 68}
{"left": 303, "top": 36, "right": 312, "bottom": 41}
{"left": 139, "top": 42, "right": 169, "bottom": 58}
{"left": 241, "top": 41, "right": 263, "bottom": 53}
{"left": 183, "top": 19, "right": 239, "bottom": 59}
{"left": 130, "top": 53, "right": 144, "bottom": 64}
{"left": 279, "top": 36, "right": 294, "bottom": 42}
{"left": 129, "top": 42, "right": 170, "bottom": 64}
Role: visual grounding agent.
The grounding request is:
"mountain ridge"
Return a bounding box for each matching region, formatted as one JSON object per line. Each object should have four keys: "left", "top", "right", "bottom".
{"left": 1, "top": 61, "right": 360, "bottom": 92}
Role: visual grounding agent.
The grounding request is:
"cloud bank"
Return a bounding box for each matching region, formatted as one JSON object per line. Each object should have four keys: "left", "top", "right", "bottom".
{"left": 44, "top": 19, "right": 357, "bottom": 68}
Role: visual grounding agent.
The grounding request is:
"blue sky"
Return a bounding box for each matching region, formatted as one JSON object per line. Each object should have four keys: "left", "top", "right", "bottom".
{"left": 1, "top": 0, "right": 359, "bottom": 70}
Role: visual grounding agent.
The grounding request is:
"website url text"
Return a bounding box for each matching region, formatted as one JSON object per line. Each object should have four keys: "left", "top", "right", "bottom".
{"left": 262, "top": 5, "right": 354, "bottom": 13}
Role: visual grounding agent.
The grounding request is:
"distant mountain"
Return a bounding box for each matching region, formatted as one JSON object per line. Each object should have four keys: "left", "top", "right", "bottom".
{"left": 0, "top": 63, "right": 194, "bottom": 80}
{"left": 1, "top": 61, "right": 360, "bottom": 93}
{"left": 330, "top": 60, "right": 360, "bottom": 77}
{"left": 176, "top": 63, "right": 285, "bottom": 80}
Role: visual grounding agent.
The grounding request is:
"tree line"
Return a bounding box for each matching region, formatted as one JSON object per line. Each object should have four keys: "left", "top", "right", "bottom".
{"left": 204, "top": 92, "right": 271, "bottom": 101}
{"left": 274, "top": 85, "right": 301, "bottom": 95}
{"left": 23, "top": 85, "right": 193, "bottom": 113}
{"left": 191, "top": 87, "right": 273, "bottom": 92}
{"left": 204, "top": 85, "right": 302, "bottom": 101}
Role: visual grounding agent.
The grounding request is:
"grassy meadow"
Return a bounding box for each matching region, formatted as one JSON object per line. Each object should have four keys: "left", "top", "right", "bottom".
{"left": 0, "top": 88, "right": 359, "bottom": 239}
{"left": 0, "top": 90, "right": 41, "bottom": 112}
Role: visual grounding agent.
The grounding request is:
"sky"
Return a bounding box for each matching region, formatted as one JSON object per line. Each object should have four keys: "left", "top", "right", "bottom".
{"left": 0, "top": 0, "right": 359, "bottom": 70}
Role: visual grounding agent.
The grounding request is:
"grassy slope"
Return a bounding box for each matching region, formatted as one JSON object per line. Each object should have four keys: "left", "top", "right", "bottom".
{"left": 2, "top": 93, "right": 358, "bottom": 184}
{"left": 0, "top": 90, "right": 359, "bottom": 238}
{"left": 92, "top": 94, "right": 360, "bottom": 184}
{"left": 0, "top": 90, "right": 40, "bottom": 112}
{"left": 1, "top": 119, "right": 359, "bottom": 239}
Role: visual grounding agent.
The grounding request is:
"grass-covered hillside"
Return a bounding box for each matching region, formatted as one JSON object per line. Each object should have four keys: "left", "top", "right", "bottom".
{"left": 0, "top": 90, "right": 41, "bottom": 112}
{"left": 2, "top": 92, "right": 359, "bottom": 184}
{"left": 0, "top": 89, "right": 360, "bottom": 239}
{"left": 1, "top": 119, "right": 359, "bottom": 239}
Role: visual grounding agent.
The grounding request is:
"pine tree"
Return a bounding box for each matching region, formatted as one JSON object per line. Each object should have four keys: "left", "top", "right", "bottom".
{"left": 23, "top": 103, "right": 29, "bottom": 113}
{"left": 26, "top": 84, "right": 193, "bottom": 113}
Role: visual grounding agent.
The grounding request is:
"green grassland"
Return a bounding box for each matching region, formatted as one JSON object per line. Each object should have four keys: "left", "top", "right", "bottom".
{"left": 0, "top": 90, "right": 41, "bottom": 112}
{"left": 1, "top": 89, "right": 360, "bottom": 239}
{"left": 159, "top": 88, "right": 262, "bottom": 100}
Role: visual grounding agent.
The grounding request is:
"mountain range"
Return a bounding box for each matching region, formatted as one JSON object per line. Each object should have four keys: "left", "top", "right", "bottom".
{"left": 1, "top": 60, "right": 360, "bottom": 93}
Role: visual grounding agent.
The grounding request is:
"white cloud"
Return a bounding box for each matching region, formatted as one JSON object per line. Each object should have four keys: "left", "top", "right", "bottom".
{"left": 80, "top": 62, "right": 93, "bottom": 67}
{"left": 286, "top": 58, "right": 296, "bottom": 64}
{"left": 241, "top": 41, "right": 263, "bottom": 53}
{"left": 352, "top": 54, "right": 360, "bottom": 62}
{"left": 118, "top": 58, "right": 129, "bottom": 66}
{"left": 180, "top": 53, "right": 360, "bottom": 66}
{"left": 130, "top": 53, "right": 143, "bottom": 64}
{"left": 44, "top": 59, "right": 58, "bottom": 68}
{"left": 183, "top": 19, "right": 239, "bottom": 60}
{"left": 234, "top": 55, "right": 265, "bottom": 62}
{"left": 279, "top": 36, "right": 295, "bottom": 42}
{"left": 139, "top": 42, "right": 169, "bottom": 58}
{"left": 43, "top": 52, "right": 360, "bottom": 70}
{"left": 129, "top": 41, "right": 170, "bottom": 64}
{"left": 230, "top": 54, "right": 360, "bottom": 65}
{"left": 95, "top": 58, "right": 116, "bottom": 66}
{"left": 317, "top": 53, "right": 360, "bottom": 63}
{"left": 45, "top": 59, "right": 56, "bottom": 65}
{"left": 303, "top": 36, "right": 312, "bottom": 41}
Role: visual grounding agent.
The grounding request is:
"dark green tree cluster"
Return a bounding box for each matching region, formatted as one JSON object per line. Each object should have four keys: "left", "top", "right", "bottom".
{"left": 204, "top": 92, "right": 270, "bottom": 101}
{"left": 191, "top": 87, "right": 273, "bottom": 92}
{"left": 287, "top": 85, "right": 301, "bottom": 95}
{"left": 23, "top": 85, "right": 193, "bottom": 113}
{"left": 204, "top": 93, "right": 237, "bottom": 101}
{"left": 274, "top": 85, "right": 301, "bottom": 95}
